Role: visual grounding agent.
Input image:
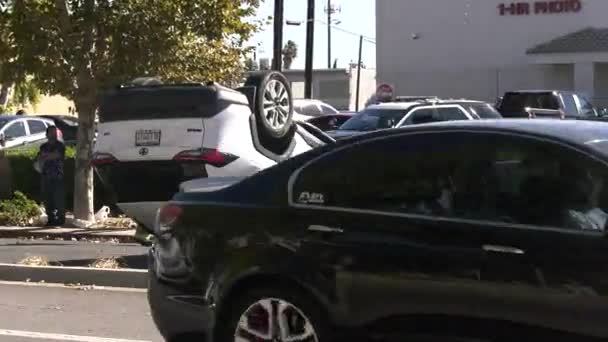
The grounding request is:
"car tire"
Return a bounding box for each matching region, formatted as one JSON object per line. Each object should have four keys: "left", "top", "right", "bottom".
{"left": 217, "top": 286, "right": 328, "bottom": 342}
{"left": 245, "top": 71, "right": 294, "bottom": 140}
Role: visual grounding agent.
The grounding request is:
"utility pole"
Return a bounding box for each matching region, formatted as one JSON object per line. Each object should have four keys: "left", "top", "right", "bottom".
{"left": 325, "top": 1, "right": 340, "bottom": 69}
{"left": 304, "top": 0, "right": 315, "bottom": 99}
{"left": 327, "top": 0, "right": 332, "bottom": 69}
{"left": 272, "top": 0, "right": 284, "bottom": 71}
{"left": 355, "top": 35, "right": 363, "bottom": 112}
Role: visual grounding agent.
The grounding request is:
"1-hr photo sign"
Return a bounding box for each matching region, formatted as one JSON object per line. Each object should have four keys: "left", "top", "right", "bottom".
{"left": 498, "top": 0, "right": 582, "bottom": 16}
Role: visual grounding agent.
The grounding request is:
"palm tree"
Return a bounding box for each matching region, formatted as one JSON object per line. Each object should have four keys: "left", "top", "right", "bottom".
{"left": 282, "top": 40, "right": 298, "bottom": 70}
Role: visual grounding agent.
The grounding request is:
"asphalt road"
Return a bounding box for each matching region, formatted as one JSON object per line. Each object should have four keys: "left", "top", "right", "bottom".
{"left": 0, "top": 282, "right": 163, "bottom": 342}
{"left": 0, "top": 238, "right": 148, "bottom": 269}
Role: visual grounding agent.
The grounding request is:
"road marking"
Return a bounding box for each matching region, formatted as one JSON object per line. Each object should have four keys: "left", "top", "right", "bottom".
{"left": 0, "top": 329, "right": 151, "bottom": 342}
{"left": 0, "top": 280, "right": 147, "bottom": 293}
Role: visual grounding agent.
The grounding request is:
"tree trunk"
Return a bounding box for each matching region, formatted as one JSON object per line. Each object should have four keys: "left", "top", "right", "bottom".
{"left": 283, "top": 57, "right": 292, "bottom": 70}
{"left": 73, "top": 96, "right": 96, "bottom": 222}
{"left": 0, "top": 83, "right": 11, "bottom": 106}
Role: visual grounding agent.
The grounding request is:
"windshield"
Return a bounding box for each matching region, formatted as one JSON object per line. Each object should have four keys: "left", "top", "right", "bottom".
{"left": 0, "top": 119, "right": 8, "bottom": 130}
{"left": 339, "top": 108, "right": 409, "bottom": 131}
{"left": 466, "top": 103, "right": 502, "bottom": 119}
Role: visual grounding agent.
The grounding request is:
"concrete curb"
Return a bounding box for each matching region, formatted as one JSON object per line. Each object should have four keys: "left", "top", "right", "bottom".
{"left": 0, "top": 263, "right": 148, "bottom": 288}
{"left": 0, "top": 229, "right": 137, "bottom": 243}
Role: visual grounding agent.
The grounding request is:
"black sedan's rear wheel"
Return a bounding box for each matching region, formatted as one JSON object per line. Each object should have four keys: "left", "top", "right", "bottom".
{"left": 217, "top": 287, "right": 327, "bottom": 342}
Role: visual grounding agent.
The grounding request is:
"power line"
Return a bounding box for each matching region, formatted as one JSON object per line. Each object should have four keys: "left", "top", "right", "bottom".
{"left": 314, "top": 19, "right": 376, "bottom": 44}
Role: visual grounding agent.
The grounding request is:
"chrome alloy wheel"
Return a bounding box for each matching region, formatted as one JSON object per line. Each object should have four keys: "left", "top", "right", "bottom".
{"left": 262, "top": 80, "right": 290, "bottom": 131}
{"left": 234, "top": 298, "right": 319, "bottom": 342}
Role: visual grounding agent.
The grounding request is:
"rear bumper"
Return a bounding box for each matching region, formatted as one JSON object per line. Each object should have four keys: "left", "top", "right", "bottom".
{"left": 148, "top": 249, "right": 216, "bottom": 341}
{"left": 95, "top": 161, "right": 207, "bottom": 204}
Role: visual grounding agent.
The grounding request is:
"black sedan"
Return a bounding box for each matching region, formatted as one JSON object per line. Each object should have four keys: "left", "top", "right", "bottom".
{"left": 148, "top": 119, "right": 608, "bottom": 342}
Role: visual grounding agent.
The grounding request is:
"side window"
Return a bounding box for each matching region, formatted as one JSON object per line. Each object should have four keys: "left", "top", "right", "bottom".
{"left": 536, "top": 94, "right": 560, "bottom": 110}
{"left": 575, "top": 95, "right": 597, "bottom": 117}
{"left": 320, "top": 104, "right": 338, "bottom": 115}
{"left": 404, "top": 108, "right": 439, "bottom": 125}
{"left": 27, "top": 120, "right": 47, "bottom": 134}
{"left": 436, "top": 107, "right": 468, "bottom": 121}
{"left": 560, "top": 94, "right": 578, "bottom": 116}
{"left": 482, "top": 137, "right": 608, "bottom": 231}
{"left": 4, "top": 121, "right": 26, "bottom": 138}
{"left": 292, "top": 133, "right": 474, "bottom": 214}
{"left": 292, "top": 132, "right": 608, "bottom": 232}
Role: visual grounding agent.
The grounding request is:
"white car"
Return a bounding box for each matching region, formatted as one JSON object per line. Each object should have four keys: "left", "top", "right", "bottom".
{"left": 293, "top": 99, "right": 339, "bottom": 121}
{"left": 330, "top": 99, "right": 502, "bottom": 140}
{"left": 93, "top": 71, "right": 334, "bottom": 229}
{"left": 0, "top": 116, "right": 56, "bottom": 149}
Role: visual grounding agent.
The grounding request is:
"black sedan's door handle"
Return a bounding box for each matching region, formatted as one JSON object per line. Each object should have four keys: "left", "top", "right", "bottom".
{"left": 483, "top": 244, "right": 525, "bottom": 255}
{"left": 308, "top": 225, "right": 344, "bottom": 233}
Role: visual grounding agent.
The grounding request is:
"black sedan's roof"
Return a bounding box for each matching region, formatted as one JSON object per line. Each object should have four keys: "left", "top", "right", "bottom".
{"left": 337, "top": 119, "right": 608, "bottom": 156}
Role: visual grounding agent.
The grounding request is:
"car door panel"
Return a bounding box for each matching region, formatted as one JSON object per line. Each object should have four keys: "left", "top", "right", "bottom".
{"left": 478, "top": 227, "right": 608, "bottom": 338}
{"left": 292, "top": 208, "right": 486, "bottom": 327}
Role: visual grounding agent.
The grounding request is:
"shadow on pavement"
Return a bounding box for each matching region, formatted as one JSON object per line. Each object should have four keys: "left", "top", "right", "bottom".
{"left": 53, "top": 254, "right": 148, "bottom": 269}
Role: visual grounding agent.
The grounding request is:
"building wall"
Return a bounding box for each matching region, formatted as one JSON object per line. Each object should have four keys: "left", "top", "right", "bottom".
{"left": 594, "top": 63, "right": 608, "bottom": 107}
{"left": 349, "top": 68, "right": 377, "bottom": 111}
{"left": 377, "top": 0, "right": 605, "bottom": 102}
{"left": 284, "top": 69, "right": 376, "bottom": 111}
{"left": 27, "top": 95, "right": 73, "bottom": 114}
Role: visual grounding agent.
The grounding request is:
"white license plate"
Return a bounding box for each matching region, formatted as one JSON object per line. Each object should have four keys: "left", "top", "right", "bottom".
{"left": 135, "top": 129, "right": 161, "bottom": 146}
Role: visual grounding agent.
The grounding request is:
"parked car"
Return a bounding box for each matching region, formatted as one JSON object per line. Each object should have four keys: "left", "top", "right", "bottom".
{"left": 149, "top": 119, "right": 608, "bottom": 341}
{"left": 329, "top": 99, "right": 501, "bottom": 140}
{"left": 293, "top": 99, "right": 339, "bottom": 117}
{"left": 37, "top": 115, "right": 78, "bottom": 143}
{"left": 394, "top": 95, "right": 439, "bottom": 102}
{"left": 93, "top": 71, "right": 334, "bottom": 230}
{"left": 497, "top": 90, "right": 601, "bottom": 119}
{"left": 0, "top": 116, "right": 56, "bottom": 149}
{"left": 306, "top": 112, "right": 355, "bottom": 131}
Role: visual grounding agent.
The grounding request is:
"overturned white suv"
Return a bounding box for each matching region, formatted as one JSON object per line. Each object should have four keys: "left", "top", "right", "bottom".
{"left": 93, "top": 71, "right": 333, "bottom": 229}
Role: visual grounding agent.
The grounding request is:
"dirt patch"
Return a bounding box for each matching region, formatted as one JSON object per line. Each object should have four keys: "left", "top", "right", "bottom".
{"left": 18, "top": 255, "right": 50, "bottom": 266}
{"left": 89, "top": 257, "right": 125, "bottom": 269}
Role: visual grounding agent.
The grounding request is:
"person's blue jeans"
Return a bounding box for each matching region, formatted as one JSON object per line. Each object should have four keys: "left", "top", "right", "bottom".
{"left": 41, "top": 178, "right": 65, "bottom": 225}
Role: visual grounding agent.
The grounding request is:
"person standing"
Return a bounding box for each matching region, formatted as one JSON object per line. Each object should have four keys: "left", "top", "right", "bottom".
{"left": 37, "top": 126, "right": 66, "bottom": 226}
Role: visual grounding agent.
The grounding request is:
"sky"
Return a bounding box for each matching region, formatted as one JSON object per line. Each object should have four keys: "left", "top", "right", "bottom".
{"left": 248, "top": 0, "right": 376, "bottom": 70}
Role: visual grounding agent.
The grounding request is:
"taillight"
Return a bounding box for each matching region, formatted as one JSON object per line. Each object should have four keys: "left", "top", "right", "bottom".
{"left": 173, "top": 148, "right": 238, "bottom": 167}
{"left": 156, "top": 204, "right": 183, "bottom": 237}
{"left": 92, "top": 153, "right": 117, "bottom": 167}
